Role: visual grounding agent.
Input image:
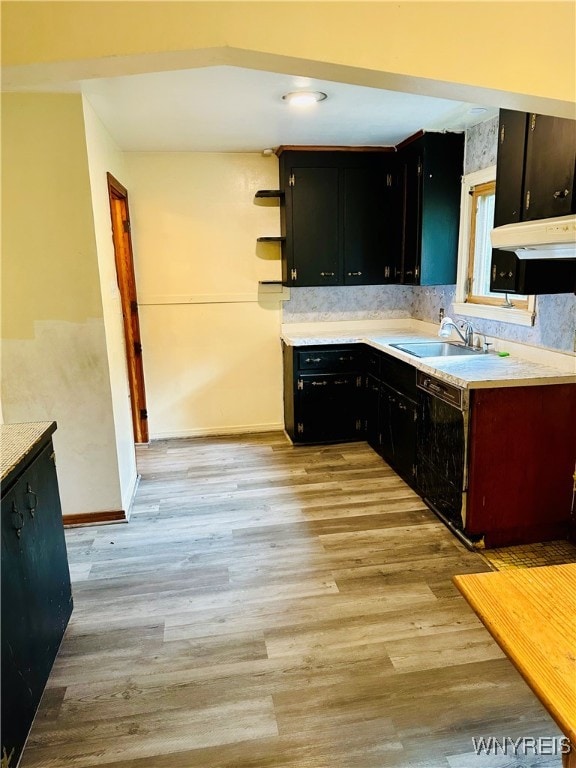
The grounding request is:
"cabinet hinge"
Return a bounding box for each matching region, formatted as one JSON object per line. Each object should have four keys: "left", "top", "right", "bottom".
{"left": 417, "top": 161, "right": 422, "bottom": 176}
{"left": 297, "top": 379, "right": 303, "bottom": 390}
{"left": 291, "top": 268, "right": 298, "bottom": 281}
{"left": 500, "top": 125, "right": 505, "bottom": 145}
{"left": 297, "top": 423, "right": 304, "bottom": 434}
{"left": 122, "top": 219, "right": 131, "bottom": 233}
{"left": 414, "top": 265, "right": 420, "bottom": 279}
{"left": 140, "top": 408, "right": 148, "bottom": 420}
{"left": 530, "top": 113, "right": 537, "bottom": 132}
{"left": 289, "top": 174, "right": 295, "bottom": 187}
{"left": 412, "top": 464, "right": 417, "bottom": 477}
{"left": 384, "top": 265, "right": 390, "bottom": 279}
{"left": 525, "top": 190, "right": 531, "bottom": 210}
{"left": 355, "top": 419, "right": 362, "bottom": 431}
{"left": 356, "top": 375, "right": 362, "bottom": 388}
{"left": 413, "top": 411, "right": 417, "bottom": 423}
{"left": 386, "top": 173, "right": 392, "bottom": 187}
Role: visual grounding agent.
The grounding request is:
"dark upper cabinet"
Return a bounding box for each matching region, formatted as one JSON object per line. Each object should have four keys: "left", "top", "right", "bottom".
{"left": 491, "top": 109, "right": 576, "bottom": 295}
{"left": 342, "top": 165, "right": 388, "bottom": 285}
{"left": 396, "top": 132, "right": 465, "bottom": 285}
{"left": 495, "top": 109, "right": 576, "bottom": 226}
{"left": 493, "top": 109, "right": 528, "bottom": 227}
{"left": 524, "top": 113, "right": 576, "bottom": 221}
{"left": 279, "top": 151, "right": 391, "bottom": 286}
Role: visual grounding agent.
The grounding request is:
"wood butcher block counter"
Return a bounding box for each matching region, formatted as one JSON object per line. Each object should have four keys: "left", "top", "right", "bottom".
{"left": 454, "top": 564, "right": 576, "bottom": 767}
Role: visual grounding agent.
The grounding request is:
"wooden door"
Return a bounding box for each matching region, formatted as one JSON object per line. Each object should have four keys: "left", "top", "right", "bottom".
{"left": 107, "top": 173, "right": 149, "bottom": 443}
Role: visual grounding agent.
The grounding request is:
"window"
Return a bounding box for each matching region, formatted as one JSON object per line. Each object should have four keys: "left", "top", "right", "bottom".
{"left": 454, "top": 166, "right": 535, "bottom": 327}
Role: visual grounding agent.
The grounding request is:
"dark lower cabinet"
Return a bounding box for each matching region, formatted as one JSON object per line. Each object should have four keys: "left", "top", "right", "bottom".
{"left": 363, "top": 348, "right": 418, "bottom": 485}
{"left": 283, "top": 343, "right": 364, "bottom": 443}
{"left": 1, "top": 424, "right": 73, "bottom": 767}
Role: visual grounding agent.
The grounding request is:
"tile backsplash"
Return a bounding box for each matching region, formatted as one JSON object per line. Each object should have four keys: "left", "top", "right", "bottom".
{"left": 282, "top": 116, "right": 575, "bottom": 354}
{"left": 282, "top": 285, "right": 413, "bottom": 323}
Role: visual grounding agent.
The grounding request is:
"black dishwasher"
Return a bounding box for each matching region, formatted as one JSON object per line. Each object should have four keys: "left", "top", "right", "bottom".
{"left": 416, "top": 372, "right": 468, "bottom": 531}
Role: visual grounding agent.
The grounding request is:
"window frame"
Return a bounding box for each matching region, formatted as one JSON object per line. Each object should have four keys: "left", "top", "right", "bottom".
{"left": 454, "top": 165, "right": 536, "bottom": 327}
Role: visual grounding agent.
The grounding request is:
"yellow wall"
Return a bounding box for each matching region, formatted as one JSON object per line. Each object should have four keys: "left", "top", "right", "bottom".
{"left": 2, "top": 2, "right": 575, "bottom": 116}
{"left": 1, "top": 93, "right": 124, "bottom": 516}
{"left": 82, "top": 96, "right": 138, "bottom": 510}
{"left": 125, "top": 152, "right": 284, "bottom": 437}
{"left": 1, "top": 94, "right": 104, "bottom": 338}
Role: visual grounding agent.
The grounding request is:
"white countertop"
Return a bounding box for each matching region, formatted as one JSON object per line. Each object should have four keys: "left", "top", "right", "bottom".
{"left": 281, "top": 323, "right": 576, "bottom": 390}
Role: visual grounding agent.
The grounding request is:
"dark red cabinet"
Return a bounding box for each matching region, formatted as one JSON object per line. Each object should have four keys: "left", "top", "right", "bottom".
{"left": 465, "top": 384, "right": 576, "bottom": 547}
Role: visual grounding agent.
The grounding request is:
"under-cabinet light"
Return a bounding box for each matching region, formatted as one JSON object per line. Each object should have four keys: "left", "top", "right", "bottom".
{"left": 282, "top": 91, "right": 327, "bottom": 107}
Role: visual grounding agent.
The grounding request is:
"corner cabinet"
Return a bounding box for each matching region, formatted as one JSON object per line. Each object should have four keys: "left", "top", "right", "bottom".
{"left": 394, "top": 132, "right": 465, "bottom": 285}
{"left": 490, "top": 109, "right": 576, "bottom": 295}
{"left": 282, "top": 343, "right": 365, "bottom": 443}
{"left": 1, "top": 423, "right": 73, "bottom": 768}
{"left": 279, "top": 151, "right": 393, "bottom": 287}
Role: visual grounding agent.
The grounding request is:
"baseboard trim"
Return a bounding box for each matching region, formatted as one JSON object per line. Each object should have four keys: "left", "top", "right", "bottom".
{"left": 148, "top": 423, "right": 285, "bottom": 440}
{"left": 63, "top": 510, "right": 128, "bottom": 527}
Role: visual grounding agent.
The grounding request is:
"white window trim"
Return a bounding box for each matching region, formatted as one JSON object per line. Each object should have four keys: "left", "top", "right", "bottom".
{"left": 454, "top": 165, "right": 536, "bottom": 327}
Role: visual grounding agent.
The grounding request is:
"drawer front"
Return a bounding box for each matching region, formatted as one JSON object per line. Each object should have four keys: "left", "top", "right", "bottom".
{"left": 380, "top": 352, "right": 417, "bottom": 400}
{"left": 296, "top": 347, "right": 363, "bottom": 372}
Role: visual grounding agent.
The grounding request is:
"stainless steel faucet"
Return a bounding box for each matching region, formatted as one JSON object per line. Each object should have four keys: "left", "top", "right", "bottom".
{"left": 439, "top": 317, "right": 474, "bottom": 347}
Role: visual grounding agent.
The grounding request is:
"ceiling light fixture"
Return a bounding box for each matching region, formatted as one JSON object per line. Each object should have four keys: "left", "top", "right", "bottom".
{"left": 282, "top": 91, "right": 327, "bottom": 107}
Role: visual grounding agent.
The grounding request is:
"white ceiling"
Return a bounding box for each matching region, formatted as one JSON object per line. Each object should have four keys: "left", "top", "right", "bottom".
{"left": 82, "top": 65, "right": 498, "bottom": 152}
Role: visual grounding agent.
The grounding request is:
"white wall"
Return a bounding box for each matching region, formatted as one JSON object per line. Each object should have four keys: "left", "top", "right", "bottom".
{"left": 125, "top": 152, "right": 284, "bottom": 438}
{"left": 82, "top": 96, "right": 138, "bottom": 512}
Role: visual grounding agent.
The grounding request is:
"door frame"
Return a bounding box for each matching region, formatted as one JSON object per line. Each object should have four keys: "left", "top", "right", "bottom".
{"left": 107, "top": 173, "right": 149, "bottom": 443}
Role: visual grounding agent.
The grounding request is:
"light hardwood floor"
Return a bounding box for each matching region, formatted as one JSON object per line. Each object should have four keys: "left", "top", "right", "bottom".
{"left": 21, "top": 433, "right": 562, "bottom": 768}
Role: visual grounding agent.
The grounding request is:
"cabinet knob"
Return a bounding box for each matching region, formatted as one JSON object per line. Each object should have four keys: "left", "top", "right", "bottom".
{"left": 553, "top": 189, "right": 571, "bottom": 199}
{"left": 320, "top": 272, "right": 335, "bottom": 277}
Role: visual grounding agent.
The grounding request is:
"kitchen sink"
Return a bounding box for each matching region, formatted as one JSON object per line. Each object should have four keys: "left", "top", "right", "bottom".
{"left": 390, "top": 342, "right": 483, "bottom": 358}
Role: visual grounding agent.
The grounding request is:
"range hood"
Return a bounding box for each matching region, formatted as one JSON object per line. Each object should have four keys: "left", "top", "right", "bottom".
{"left": 490, "top": 214, "right": 576, "bottom": 259}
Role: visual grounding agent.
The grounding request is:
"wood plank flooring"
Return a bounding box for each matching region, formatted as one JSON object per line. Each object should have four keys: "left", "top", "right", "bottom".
{"left": 20, "top": 433, "right": 563, "bottom": 768}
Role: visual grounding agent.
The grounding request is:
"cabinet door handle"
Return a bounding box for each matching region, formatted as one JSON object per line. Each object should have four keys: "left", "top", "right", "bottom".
{"left": 553, "top": 189, "right": 570, "bottom": 199}
{"left": 305, "top": 357, "right": 322, "bottom": 363}
{"left": 320, "top": 272, "right": 335, "bottom": 277}
{"left": 25, "top": 484, "right": 38, "bottom": 518}
{"left": 11, "top": 501, "right": 24, "bottom": 537}
{"left": 405, "top": 270, "right": 414, "bottom": 277}
{"left": 333, "top": 379, "right": 349, "bottom": 385}
{"left": 311, "top": 380, "right": 328, "bottom": 386}
{"left": 347, "top": 271, "right": 362, "bottom": 276}
{"left": 499, "top": 271, "right": 514, "bottom": 278}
